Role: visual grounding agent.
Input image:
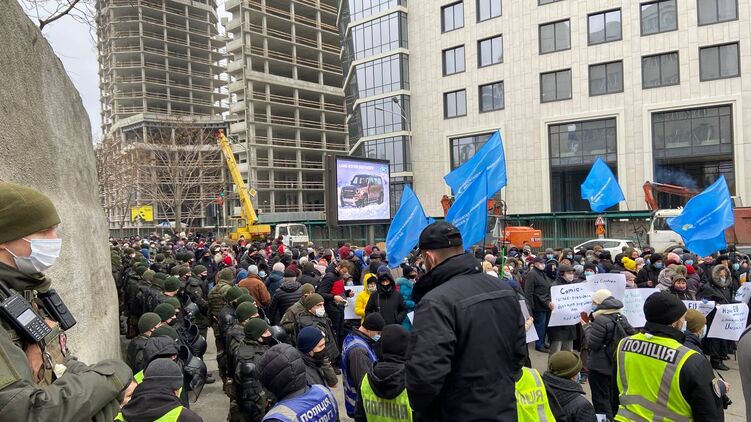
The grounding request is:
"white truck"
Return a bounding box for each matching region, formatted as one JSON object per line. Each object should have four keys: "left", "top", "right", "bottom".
{"left": 274, "top": 223, "right": 310, "bottom": 247}
{"left": 647, "top": 209, "right": 685, "bottom": 253}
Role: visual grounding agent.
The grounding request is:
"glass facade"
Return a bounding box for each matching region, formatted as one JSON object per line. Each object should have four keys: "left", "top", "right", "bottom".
{"left": 348, "top": 12, "right": 408, "bottom": 61}
{"left": 352, "top": 136, "right": 412, "bottom": 172}
{"left": 348, "top": 95, "right": 411, "bottom": 138}
{"left": 346, "top": 54, "right": 409, "bottom": 107}
{"left": 347, "top": 0, "right": 404, "bottom": 22}
{"left": 450, "top": 132, "right": 494, "bottom": 169}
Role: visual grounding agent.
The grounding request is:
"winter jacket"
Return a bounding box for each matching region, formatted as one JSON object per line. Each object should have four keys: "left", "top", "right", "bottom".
{"left": 701, "top": 265, "right": 736, "bottom": 330}
{"left": 354, "top": 356, "right": 408, "bottom": 422}
{"left": 257, "top": 344, "right": 307, "bottom": 401}
{"left": 635, "top": 263, "right": 661, "bottom": 288}
{"left": 317, "top": 269, "right": 345, "bottom": 317}
{"left": 684, "top": 332, "right": 706, "bottom": 355}
{"left": 265, "top": 271, "right": 284, "bottom": 296}
{"left": 280, "top": 300, "right": 306, "bottom": 344}
{"left": 542, "top": 371, "right": 597, "bottom": 422}
{"left": 120, "top": 380, "right": 203, "bottom": 422}
{"left": 238, "top": 275, "right": 271, "bottom": 308}
{"left": 686, "top": 265, "right": 702, "bottom": 294}
{"left": 365, "top": 273, "right": 408, "bottom": 325}
{"left": 396, "top": 276, "right": 415, "bottom": 330}
{"left": 298, "top": 270, "right": 321, "bottom": 288}
{"left": 301, "top": 353, "right": 338, "bottom": 388}
{"left": 354, "top": 288, "right": 371, "bottom": 322}
{"left": 406, "top": 253, "right": 526, "bottom": 421}
{"left": 666, "top": 286, "right": 695, "bottom": 300}
{"left": 294, "top": 311, "right": 339, "bottom": 361}
{"left": 548, "top": 276, "right": 579, "bottom": 342}
{"left": 268, "top": 280, "right": 303, "bottom": 325}
{"left": 584, "top": 297, "right": 636, "bottom": 376}
{"left": 208, "top": 280, "right": 233, "bottom": 319}
{"left": 524, "top": 266, "right": 552, "bottom": 312}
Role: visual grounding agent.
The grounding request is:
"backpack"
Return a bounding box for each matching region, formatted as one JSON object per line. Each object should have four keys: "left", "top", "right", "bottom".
{"left": 604, "top": 314, "right": 629, "bottom": 363}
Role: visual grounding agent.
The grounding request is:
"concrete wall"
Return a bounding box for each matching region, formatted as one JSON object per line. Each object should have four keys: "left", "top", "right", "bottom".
{"left": 0, "top": 2, "right": 120, "bottom": 362}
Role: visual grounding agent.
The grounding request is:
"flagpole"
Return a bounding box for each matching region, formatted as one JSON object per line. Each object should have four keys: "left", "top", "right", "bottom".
{"left": 622, "top": 197, "right": 643, "bottom": 249}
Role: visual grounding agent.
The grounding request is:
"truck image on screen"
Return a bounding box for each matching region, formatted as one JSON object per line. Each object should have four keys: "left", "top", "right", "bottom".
{"left": 340, "top": 174, "right": 385, "bottom": 208}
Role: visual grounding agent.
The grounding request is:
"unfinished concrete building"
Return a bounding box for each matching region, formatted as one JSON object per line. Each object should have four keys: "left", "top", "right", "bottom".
{"left": 96, "top": 0, "right": 228, "bottom": 231}
{"left": 224, "top": 0, "right": 347, "bottom": 223}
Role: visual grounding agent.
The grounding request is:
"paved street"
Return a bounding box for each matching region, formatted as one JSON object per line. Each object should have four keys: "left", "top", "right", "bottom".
{"left": 188, "top": 330, "right": 746, "bottom": 422}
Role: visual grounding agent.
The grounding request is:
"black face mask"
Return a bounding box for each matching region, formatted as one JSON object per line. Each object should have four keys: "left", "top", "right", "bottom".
{"left": 380, "top": 284, "right": 393, "bottom": 293}
{"left": 312, "top": 350, "right": 327, "bottom": 363}
{"left": 260, "top": 335, "right": 277, "bottom": 346}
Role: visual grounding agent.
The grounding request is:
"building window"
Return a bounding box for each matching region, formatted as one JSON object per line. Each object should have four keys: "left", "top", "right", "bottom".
{"left": 700, "top": 43, "right": 740, "bottom": 81}
{"left": 348, "top": 54, "right": 409, "bottom": 101}
{"left": 588, "top": 9, "right": 621, "bottom": 45}
{"left": 353, "top": 136, "right": 412, "bottom": 173}
{"left": 444, "top": 90, "right": 466, "bottom": 119}
{"left": 450, "top": 132, "right": 494, "bottom": 169}
{"left": 539, "top": 20, "right": 570, "bottom": 54}
{"left": 347, "top": 0, "right": 401, "bottom": 22}
{"left": 698, "top": 0, "right": 737, "bottom": 25}
{"left": 349, "top": 95, "right": 410, "bottom": 138}
{"left": 589, "top": 61, "right": 623, "bottom": 96}
{"left": 642, "top": 51, "right": 680, "bottom": 88}
{"left": 652, "top": 105, "right": 734, "bottom": 206}
{"left": 540, "top": 69, "right": 572, "bottom": 102}
{"left": 549, "top": 118, "right": 618, "bottom": 211}
{"left": 477, "top": 0, "right": 501, "bottom": 21}
{"left": 442, "top": 2, "right": 464, "bottom": 32}
{"left": 479, "top": 81, "right": 504, "bottom": 112}
{"left": 443, "top": 45, "right": 465, "bottom": 76}
{"left": 641, "top": 0, "right": 677, "bottom": 35}
{"left": 349, "top": 12, "right": 408, "bottom": 60}
{"left": 478, "top": 35, "right": 503, "bottom": 67}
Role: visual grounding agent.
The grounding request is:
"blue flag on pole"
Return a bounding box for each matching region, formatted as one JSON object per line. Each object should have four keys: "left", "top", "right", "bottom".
{"left": 386, "top": 186, "right": 431, "bottom": 268}
{"left": 667, "top": 176, "right": 734, "bottom": 257}
{"left": 444, "top": 131, "right": 507, "bottom": 199}
{"left": 580, "top": 157, "right": 625, "bottom": 212}
{"left": 446, "top": 172, "right": 489, "bottom": 248}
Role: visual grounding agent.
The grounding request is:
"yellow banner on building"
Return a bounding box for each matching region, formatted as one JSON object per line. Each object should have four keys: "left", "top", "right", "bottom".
{"left": 131, "top": 205, "right": 154, "bottom": 222}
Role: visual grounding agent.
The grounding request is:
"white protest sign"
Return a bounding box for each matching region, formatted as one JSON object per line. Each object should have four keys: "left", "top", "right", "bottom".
{"left": 707, "top": 303, "right": 750, "bottom": 341}
{"left": 407, "top": 311, "right": 414, "bottom": 324}
{"left": 548, "top": 284, "right": 593, "bottom": 327}
{"left": 621, "top": 288, "right": 659, "bottom": 328}
{"left": 735, "top": 284, "right": 751, "bottom": 304}
{"left": 343, "top": 285, "right": 365, "bottom": 320}
{"left": 585, "top": 273, "right": 627, "bottom": 301}
{"left": 682, "top": 300, "right": 716, "bottom": 317}
{"left": 519, "top": 300, "right": 538, "bottom": 344}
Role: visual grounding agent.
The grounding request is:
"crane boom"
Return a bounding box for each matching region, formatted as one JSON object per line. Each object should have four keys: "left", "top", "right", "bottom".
{"left": 215, "top": 129, "right": 270, "bottom": 239}
{"left": 642, "top": 181, "right": 698, "bottom": 210}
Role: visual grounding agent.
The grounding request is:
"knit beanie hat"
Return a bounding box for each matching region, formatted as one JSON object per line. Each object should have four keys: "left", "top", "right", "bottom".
{"left": 302, "top": 293, "right": 324, "bottom": 310}
{"left": 142, "top": 270, "right": 155, "bottom": 282}
{"left": 218, "top": 268, "right": 234, "bottom": 282}
{"left": 164, "top": 297, "right": 181, "bottom": 310}
{"left": 135, "top": 266, "right": 148, "bottom": 276}
{"left": 164, "top": 277, "right": 180, "bottom": 293}
{"left": 301, "top": 283, "right": 315, "bottom": 295}
{"left": 192, "top": 265, "right": 207, "bottom": 275}
{"left": 154, "top": 303, "right": 176, "bottom": 322}
{"left": 236, "top": 294, "right": 255, "bottom": 306}
{"left": 592, "top": 289, "right": 613, "bottom": 306}
{"left": 548, "top": 351, "right": 582, "bottom": 379}
{"left": 235, "top": 302, "right": 258, "bottom": 321}
{"left": 296, "top": 326, "right": 324, "bottom": 354}
{"left": 138, "top": 312, "right": 162, "bottom": 334}
{"left": 144, "top": 358, "right": 184, "bottom": 390}
{"left": 303, "top": 262, "right": 315, "bottom": 274}
{"left": 154, "top": 272, "right": 168, "bottom": 280}
{"left": 685, "top": 309, "right": 706, "bottom": 333}
{"left": 224, "top": 286, "right": 244, "bottom": 303}
{"left": 0, "top": 182, "right": 61, "bottom": 243}
{"left": 152, "top": 325, "right": 179, "bottom": 340}
{"left": 177, "top": 266, "right": 191, "bottom": 277}
{"left": 381, "top": 324, "right": 409, "bottom": 358}
{"left": 155, "top": 253, "right": 165, "bottom": 263}
{"left": 644, "top": 293, "right": 687, "bottom": 325}
{"left": 273, "top": 262, "right": 285, "bottom": 273}
{"left": 362, "top": 313, "right": 386, "bottom": 332}
{"left": 244, "top": 318, "right": 269, "bottom": 341}
{"left": 249, "top": 265, "right": 259, "bottom": 275}
{"left": 152, "top": 276, "right": 165, "bottom": 290}
{"left": 622, "top": 257, "right": 636, "bottom": 272}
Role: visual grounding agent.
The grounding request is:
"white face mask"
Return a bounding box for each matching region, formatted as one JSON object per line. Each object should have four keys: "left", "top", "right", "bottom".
{"left": 314, "top": 308, "right": 326, "bottom": 318}
{"left": 700, "top": 325, "right": 707, "bottom": 339}
{"left": 7, "top": 238, "right": 62, "bottom": 274}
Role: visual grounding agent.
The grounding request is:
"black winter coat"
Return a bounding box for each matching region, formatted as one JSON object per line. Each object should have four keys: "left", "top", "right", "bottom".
{"left": 121, "top": 381, "right": 203, "bottom": 422}
{"left": 542, "top": 372, "right": 597, "bottom": 422}
{"left": 406, "top": 253, "right": 526, "bottom": 421}
{"left": 636, "top": 264, "right": 661, "bottom": 288}
{"left": 355, "top": 357, "right": 407, "bottom": 422}
{"left": 585, "top": 297, "right": 635, "bottom": 376}
{"left": 548, "top": 276, "right": 579, "bottom": 342}
{"left": 318, "top": 269, "right": 343, "bottom": 316}
{"left": 524, "top": 267, "right": 552, "bottom": 312}
{"left": 268, "top": 280, "right": 303, "bottom": 325}
{"left": 364, "top": 273, "right": 407, "bottom": 325}
{"left": 257, "top": 344, "right": 308, "bottom": 401}
{"left": 298, "top": 271, "right": 320, "bottom": 288}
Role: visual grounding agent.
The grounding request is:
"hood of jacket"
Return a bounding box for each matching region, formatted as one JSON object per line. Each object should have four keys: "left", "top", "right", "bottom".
{"left": 368, "top": 360, "right": 407, "bottom": 400}
{"left": 711, "top": 264, "right": 731, "bottom": 287}
{"left": 279, "top": 279, "right": 302, "bottom": 292}
{"left": 596, "top": 296, "right": 623, "bottom": 311}
{"left": 121, "top": 380, "right": 183, "bottom": 422}
{"left": 143, "top": 337, "right": 179, "bottom": 364}
{"left": 376, "top": 272, "right": 396, "bottom": 295}
{"left": 541, "top": 371, "right": 586, "bottom": 407}
{"left": 258, "top": 343, "right": 307, "bottom": 399}
{"left": 412, "top": 253, "right": 481, "bottom": 303}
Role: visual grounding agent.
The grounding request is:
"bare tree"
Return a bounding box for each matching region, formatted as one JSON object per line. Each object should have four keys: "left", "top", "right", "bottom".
{"left": 18, "top": 0, "right": 97, "bottom": 30}
{"left": 95, "top": 135, "right": 136, "bottom": 231}
{"left": 137, "top": 125, "right": 223, "bottom": 233}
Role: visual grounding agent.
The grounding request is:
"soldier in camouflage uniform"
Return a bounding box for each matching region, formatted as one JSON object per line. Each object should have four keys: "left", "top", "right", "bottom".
{"left": 208, "top": 268, "right": 236, "bottom": 388}
{"left": 231, "top": 318, "right": 273, "bottom": 422}
{"left": 0, "top": 182, "right": 133, "bottom": 421}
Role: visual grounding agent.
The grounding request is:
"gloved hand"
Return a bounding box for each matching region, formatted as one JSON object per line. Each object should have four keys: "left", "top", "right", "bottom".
{"left": 92, "top": 398, "right": 120, "bottom": 422}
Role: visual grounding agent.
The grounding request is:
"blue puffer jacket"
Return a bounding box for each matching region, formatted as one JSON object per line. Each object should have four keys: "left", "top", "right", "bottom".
{"left": 396, "top": 276, "right": 415, "bottom": 331}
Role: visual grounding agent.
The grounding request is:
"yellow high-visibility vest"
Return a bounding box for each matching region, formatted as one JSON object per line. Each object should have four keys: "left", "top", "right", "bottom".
{"left": 359, "top": 373, "right": 413, "bottom": 422}
{"left": 515, "top": 367, "right": 556, "bottom": 421}
{"left": 115, "top": 405, "right": 183, "bottom": 421}
{"left": 615, "top": 332, "right": 697, "bottom": 422}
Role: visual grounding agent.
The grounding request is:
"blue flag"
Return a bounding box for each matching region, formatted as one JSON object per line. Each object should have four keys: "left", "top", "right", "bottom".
{"left": 386, "top": 186, "right": 431, "bottom": 268}
{"left": 667, "top": 176, "right": 734, "bottom": 257}
{"left": 446, "top": 172, "right": 489, "bottom": 248}
{"left": 580, "top": 158, "right": 625, "bottom": 212}
{"left": 444, "top": 131, "right": 507, "bottom": 199}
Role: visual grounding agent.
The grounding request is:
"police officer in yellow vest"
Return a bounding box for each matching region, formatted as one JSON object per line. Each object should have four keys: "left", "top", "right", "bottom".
{"left": 356, "top": 324, "right": 413, "bottom": 422}
{"left": 515, "top": 366, "right": 556, "bottom": 421}
{"left": 117, "top": 358, "right": 203, "bottom": 421}
{"left": 616, "top": 293, "right": 724, "bottom": 421}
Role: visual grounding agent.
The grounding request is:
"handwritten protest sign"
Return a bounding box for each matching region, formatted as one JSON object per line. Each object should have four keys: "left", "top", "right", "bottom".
{"left": 621, "top": 288, "right": 659, "bottom": 328}
{"left": 683, "top": 300, "right": 716, "bottom": 317}
{"left": 707, "top": 303, "right": 749, "bottom": 341}
{"left": 585, "top": 273, "right": 626, "bottom": 301}
{"left": 343, "top": 285, "right": 364, "bottom": 320}
{"left": 548, "top": 284, "right": 594, "bottom": 327}
{"left": 520, "top": 300, "right": 538, "bottom": 344}
{"left": 735, "top": 284, "right": 751, "bottom": 304}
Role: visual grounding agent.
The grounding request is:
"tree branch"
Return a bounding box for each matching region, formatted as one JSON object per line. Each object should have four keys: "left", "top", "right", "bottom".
{"left": 39, "top": 0, "right": 82, "bottom": 30}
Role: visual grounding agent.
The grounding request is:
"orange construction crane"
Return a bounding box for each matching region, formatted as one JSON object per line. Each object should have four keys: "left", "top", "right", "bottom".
{"left": 642, "top": 181, "right": 698, "bottom": 211}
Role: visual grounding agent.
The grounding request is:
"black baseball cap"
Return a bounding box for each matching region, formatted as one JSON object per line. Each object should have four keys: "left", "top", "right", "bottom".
{"left": 419, "top": 221, "right": 463, "bottom": 250}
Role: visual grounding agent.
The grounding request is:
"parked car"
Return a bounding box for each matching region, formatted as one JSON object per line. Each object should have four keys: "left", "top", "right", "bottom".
{"left": 574, "top": 238, "right": 639, "bottom": 257}
{"left": 340, "top": 174, "right": 385, "bottom": 207}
